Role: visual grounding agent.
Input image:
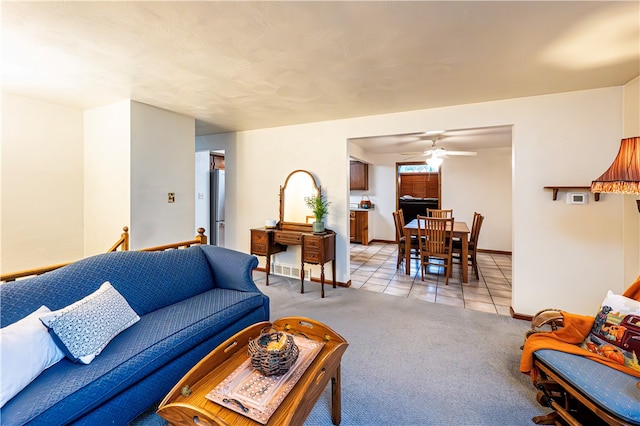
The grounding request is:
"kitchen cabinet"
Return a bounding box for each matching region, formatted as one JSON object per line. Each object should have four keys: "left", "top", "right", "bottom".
{"left": 350, "top": 161, "right": 368, "bottom": 190}
{"left": 350, "top": 210, "right": 369, "bottom": 245}
{"left": 210, "top": 154, "right": 225, "bottom": 170}
{"left": 350, "top": 212, "right": 357, "bottom": 241}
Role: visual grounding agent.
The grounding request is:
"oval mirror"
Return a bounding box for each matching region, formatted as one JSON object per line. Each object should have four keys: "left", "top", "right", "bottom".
{"left": 280, "top": 170, "right": 320, "bottom": 231}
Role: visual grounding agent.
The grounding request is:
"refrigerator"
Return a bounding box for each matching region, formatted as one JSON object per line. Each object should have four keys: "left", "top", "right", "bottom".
{"left": 210, "top": 169, "right": 225, "bottom": 246}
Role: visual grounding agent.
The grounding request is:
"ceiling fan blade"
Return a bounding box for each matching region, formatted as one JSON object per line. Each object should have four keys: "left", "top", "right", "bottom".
{"left": 400, "top": 152, "right": 425, "bottom": 160}
{"left": 444, "top": 151, "right": 478, "bottom": 156}
{"left": 423, "top": 148, "right": 447, "bottom": 157}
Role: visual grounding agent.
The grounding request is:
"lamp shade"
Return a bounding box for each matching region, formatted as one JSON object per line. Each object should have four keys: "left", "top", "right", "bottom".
{"left": 591, "top": 137, "right": 640, "bottom": 194}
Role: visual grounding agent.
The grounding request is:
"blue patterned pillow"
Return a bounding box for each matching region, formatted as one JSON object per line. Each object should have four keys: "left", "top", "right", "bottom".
{"left": 39, "top": 282, "right": 139, "bottom": 364}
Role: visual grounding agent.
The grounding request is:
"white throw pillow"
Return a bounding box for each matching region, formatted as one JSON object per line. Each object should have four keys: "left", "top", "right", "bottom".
{"left": 0, "top": 305, "right": 65, "bottom": 408}
{"left": 39, "top": 282, "right": 140, "bottom": 364}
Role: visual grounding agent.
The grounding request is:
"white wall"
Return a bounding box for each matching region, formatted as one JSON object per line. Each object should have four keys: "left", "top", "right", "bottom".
{"left": 4, "top": 98, "right": 197, "bottom": 268}
{"left": 622, "top": 76, "right": 640, "bottom": 286}
{"left": 84, "top": 101, "right": 131, "bottom": 256}
{"left": 210, "top": 87, "right": 629, "bottom": 316}
{"left": 86, "top": 100, "right": 198, "bottom": 255}
{"left": 4, "top": 84, "right": 637, "bottom": 318}
{"left": 1, "top": 93, "right": 84, "bottom": 271}
{"left": 624, "top": 77, "right": 640, "bottom": 137}
{"left": 130, "top": 102, "right": 195, "bottom": 249}
{"left": 441, "top": 147, "right": 512, "bottom": 251}
{"left": 194, "top": 151, "right": 210, "bottom": 237}
{"left": 359, "top": 161, "right": 396, "bottom": 243}
{"left": 201, "top": 123, "right": 349, "bottom": 279}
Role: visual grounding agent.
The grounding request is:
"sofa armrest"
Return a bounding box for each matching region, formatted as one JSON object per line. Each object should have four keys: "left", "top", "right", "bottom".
{"left": 199, "top": 246, "right": 260, "bottom": 293}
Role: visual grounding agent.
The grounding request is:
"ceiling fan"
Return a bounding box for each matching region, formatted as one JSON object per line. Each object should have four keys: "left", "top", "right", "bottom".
{"left": 404, "top": 136, "right": 478, "bottom": 166}
{"left": 422, "top": 138, "right": 478, "bottom": 159}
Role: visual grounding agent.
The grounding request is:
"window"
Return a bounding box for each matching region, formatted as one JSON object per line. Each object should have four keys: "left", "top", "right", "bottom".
{"left": 398, "top": 164, "right": 438, "bottom": 173}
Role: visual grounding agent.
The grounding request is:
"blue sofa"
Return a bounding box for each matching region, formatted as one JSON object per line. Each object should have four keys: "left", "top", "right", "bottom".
{"left": 0, "top": 245, "right": 269, "bottom": 425}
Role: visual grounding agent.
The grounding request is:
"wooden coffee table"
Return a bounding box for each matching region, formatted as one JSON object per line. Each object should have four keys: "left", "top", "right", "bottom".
{"left": 157, "top": 317, "right": 348, "bottom": 425}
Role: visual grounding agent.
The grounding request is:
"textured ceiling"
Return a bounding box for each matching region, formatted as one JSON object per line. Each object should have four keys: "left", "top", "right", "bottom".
{"left": 2, "top": 1, "right": 639, "bottom": 145}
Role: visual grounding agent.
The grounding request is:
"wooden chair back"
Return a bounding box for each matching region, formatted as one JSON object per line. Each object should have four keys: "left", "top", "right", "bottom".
{"left": 394, "top": 209, "right": 420, "bottom": 269}
{"left": 417, "top": 216, "right": 453, "bottom": 255}
{"left": 470, "top": 212, "right": 484, "bottom": 249}
{"left": 426, "top": 208, "right": 453, "bottom": 218}
{"left": 397, "top": 208, "right": 407, "bottom": 231}
{"left": 416, "top": 215, "right": 455, "bottom": 284}
{"left": 392, "top": 211, "right": 403, "bottom": 242}
{"left": 452, "top": 212, "right": 484, "bottom": 279}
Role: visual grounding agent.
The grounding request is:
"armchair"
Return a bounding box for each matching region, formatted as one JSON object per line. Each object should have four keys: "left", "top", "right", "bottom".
{"left": 520, "top": 279, "right": 640, "bottom": 425}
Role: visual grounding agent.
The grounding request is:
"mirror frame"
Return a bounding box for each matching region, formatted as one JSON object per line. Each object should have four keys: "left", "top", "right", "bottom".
{"left": 279, "top": 169, "right": 321, "bottom": 232}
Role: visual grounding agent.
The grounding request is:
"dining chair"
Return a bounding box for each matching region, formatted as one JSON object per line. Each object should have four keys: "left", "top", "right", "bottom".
{"left": 426, "top": 208, "right": 453, "bottom": 218}
{"left": 416, "top": 215, "right": 455, "bottom": 285}
{"left": 397, "top": 208, "right": 407, "bottom": 229}
{"left": 393, "top": 210, "right": 419, "bottom": 269}
{"left": 453, "top": 212, "right": 484, "bottom": 279}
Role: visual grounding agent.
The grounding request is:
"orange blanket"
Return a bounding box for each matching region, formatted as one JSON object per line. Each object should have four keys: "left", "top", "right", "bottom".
{"left": 520, "top": 276, "right": 640, "bottom": 379}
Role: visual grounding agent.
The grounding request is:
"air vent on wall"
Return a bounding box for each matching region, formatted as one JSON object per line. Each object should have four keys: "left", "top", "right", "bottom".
{"left": 273, "top": 263, "right": 312, "bottom": 280}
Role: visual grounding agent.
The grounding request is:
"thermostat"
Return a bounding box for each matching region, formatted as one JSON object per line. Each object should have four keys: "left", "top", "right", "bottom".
{"left": 566, "top": 192, "right": 588, "bottom": 205}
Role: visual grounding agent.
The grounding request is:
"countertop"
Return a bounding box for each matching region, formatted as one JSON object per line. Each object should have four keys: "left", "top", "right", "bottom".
{"left": 350, "top": 207, "right": 375, "bottom": 211}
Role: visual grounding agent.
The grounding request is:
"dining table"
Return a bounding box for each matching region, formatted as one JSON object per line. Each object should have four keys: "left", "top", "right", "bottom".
{"left": 403, "top": 218, "right": 471, "bottom": 283}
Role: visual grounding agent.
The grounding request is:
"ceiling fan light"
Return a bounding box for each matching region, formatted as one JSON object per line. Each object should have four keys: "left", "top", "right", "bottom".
{"left": 591, "top": 136, "right": 640, "bottom": 194}
{"left": 426, "top": 156, "right": 443, "bottom": 168}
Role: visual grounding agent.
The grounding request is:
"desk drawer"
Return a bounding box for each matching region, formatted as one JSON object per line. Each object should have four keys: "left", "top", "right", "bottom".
{"left": 251, "top": 231, "right": 267, "bottom": 244}
{"left": 303, "top": 250, "right": 321, "bottom": 263}
{"left": 303, "top": 236, "right": 322, "bottom": 249}
{"left": 274, "top": 232, "right": 301, "bottom": 245}
{"left": 250, "top": 229, "right": 268, "bottom": 255}
{"left": 251, "top": 243, "right": 267, "bottom": 255}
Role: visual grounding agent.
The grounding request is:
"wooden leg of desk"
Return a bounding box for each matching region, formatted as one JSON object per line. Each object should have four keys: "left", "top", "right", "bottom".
{"left": 300, "top": 262, "right": 305, "bottom": 294}
{"left": 266, "top": 255, "right": 271, "bottom": 286}
{"left": 331, "top": 364, "right": 342, "bottom": 425}
{"left": 320, "top": 264, "right": 326, "bottom": 298}
{"left": 332, "top": 260, "right": 336, "bottom": 289}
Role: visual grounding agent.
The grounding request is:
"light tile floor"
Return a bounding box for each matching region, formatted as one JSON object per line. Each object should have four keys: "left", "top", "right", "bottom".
{"left": 349, "top": 242, "right": 513, "bottom": 316}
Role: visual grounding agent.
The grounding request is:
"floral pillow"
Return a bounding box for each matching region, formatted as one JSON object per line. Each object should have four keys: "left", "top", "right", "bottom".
{"left": 580, "top": 291, "right": 640, "bottom": 373}
{"left": 39, "top": 282, "right": 139, "bottom": 364}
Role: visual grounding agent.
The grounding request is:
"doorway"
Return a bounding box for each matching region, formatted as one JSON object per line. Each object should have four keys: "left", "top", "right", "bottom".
{"left": 396, "top": 162, "right": 441, "bottom": 224}
{"left": 347, "top": 124, "right": 513, "bottom": 253}
{"left": 209, "top": 152, "right": 225, "bottom": 247}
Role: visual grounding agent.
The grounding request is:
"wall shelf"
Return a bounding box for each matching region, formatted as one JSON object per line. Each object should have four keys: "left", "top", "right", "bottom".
{"left": 543, "top": 186, "right": 600, "bottom": 201}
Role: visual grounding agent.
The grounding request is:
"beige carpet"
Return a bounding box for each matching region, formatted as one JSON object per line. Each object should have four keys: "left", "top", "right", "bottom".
{"left": 132, "top": 272, "right": 547, "bottom": 425}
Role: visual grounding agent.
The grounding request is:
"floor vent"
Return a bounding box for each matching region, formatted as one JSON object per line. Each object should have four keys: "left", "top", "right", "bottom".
{"left": 273, "top": 263, "right": 311, "bottom": 280}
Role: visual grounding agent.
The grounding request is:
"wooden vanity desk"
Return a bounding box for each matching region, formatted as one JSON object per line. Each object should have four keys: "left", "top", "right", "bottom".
{"left": 252, "top": 170, "right": 337, "bottom": 298}
{"left": 251, "top": 228, "right": 336, "bottom": 298}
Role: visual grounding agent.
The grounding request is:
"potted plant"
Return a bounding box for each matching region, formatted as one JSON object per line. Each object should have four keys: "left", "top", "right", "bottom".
{"left": 305, "top": 194, "right": 331, "bottom": 233}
